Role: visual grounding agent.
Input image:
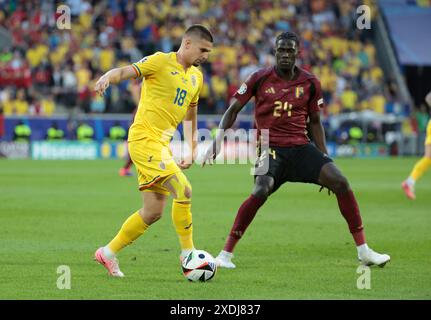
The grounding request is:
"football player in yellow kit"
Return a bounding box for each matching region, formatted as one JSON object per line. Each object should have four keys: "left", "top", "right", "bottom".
{"left": 402, "top": 91, "right": 431, "bottom": 200}
{"left": 94, "top": 25, "right": 213, "bottom": 277}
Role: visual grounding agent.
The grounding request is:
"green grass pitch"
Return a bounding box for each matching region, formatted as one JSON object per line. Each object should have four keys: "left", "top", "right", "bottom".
{"left": 0, "top": 158, "right": 430, "bottom": 299}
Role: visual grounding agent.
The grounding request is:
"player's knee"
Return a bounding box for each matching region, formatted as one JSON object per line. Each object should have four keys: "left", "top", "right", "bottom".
{"left": 148, "top": 213, "right": 162, "bottom": 224}
{"left": 253, "top": 179, "right": 273, "bottom": 199}
{"left": 175, "top": 181, "right": 192, "bottom": 202}
{"left": 139, "top": 208, "right": 162, "bottom": 225}
{"left": 333, "top": 175, "right": 350, "bottom": 194}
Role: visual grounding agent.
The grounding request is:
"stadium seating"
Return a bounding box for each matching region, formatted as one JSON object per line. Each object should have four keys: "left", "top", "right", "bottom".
{"left": 0, "top": 0, "right": 391, "bottom": 117}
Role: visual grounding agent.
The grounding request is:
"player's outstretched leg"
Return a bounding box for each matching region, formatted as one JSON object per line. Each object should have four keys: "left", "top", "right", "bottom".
{"left": 216, "top": 176, "right": 273, "bottom": 268}
{"left": 163, "top": 172, "right": 195, "bottom": 263}
{"left": 95, "top": 192, "right": 167, "bottom": 277}
{"left": 401, "top": 145, "right": 431, "bottom": 200}
{"left": 318, "top": 162, "right": 390, "bottom": 267}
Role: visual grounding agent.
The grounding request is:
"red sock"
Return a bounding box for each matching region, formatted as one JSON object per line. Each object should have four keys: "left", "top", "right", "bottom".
{"left": 224, "top": 194, "right": 266, "bottom": 253}
{"left": 336, "top": 190, "right": 366, "bottom": 246}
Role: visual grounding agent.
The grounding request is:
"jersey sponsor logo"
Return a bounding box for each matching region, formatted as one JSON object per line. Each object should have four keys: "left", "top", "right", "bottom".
{"left": 171, "top": 71, "right": 179, "bottom": 75}
{"left": 237, "top": 83, "right": 247, "bottom": 95}
{"left": 265, "top": 87, "right": 276, "bottom": 94}
{"left": 191, "top": 75, "right": 197, "bottom": 87}
{"left": 295, "top": 86, "right": 304, "bottom": 98}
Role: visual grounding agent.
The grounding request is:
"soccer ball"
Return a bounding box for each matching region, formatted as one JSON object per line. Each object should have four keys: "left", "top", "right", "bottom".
{"left": 181, "top": 250, "right": 217, "bottom": 282}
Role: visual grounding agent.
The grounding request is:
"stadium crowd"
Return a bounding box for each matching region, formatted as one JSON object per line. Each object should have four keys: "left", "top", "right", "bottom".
{"left": 0, "top": 0, "right": 403, "bottom": 118}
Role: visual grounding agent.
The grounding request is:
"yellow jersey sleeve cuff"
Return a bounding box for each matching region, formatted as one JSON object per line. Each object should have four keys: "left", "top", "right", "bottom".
{"left": 132, "top": 64, "right": 141, "bottom": 78}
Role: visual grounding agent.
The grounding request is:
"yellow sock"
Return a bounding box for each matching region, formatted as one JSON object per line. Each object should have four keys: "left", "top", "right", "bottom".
{"left": 172, "top": 200, "right": 194, "bottom": 250}
{"left": 410, "top": 157, "right": 431, "bottom": 181}
{"left": 108, "top": 211, "right": 149, "bottom": 254}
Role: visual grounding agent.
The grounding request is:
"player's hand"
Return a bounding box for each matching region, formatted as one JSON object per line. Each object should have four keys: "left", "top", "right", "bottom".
{"left": 319, "top": 185, "right": 332, "bottom": 196}
{"left": 95, "top": 76, "right": 110, "bottom": 96}
{"left": 201, "top": 141, "right": 219, "bottom": 167}
{"left": 177, "top": 159, "right": 192, "bottom": 170}
{"left": 177, "top": 154, "right": 193, "bottom": 170}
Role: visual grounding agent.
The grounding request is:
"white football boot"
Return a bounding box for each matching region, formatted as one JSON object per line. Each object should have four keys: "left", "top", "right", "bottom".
{"left": 215, "top": 250, "right": 236, "bottom": 269}
{"left": 358, "top": 247, "right": 391, "bottom": 267}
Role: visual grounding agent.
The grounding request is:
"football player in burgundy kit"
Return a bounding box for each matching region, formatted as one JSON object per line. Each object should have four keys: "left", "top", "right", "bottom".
{"left": 202, "top": 32, "right": 390, "bottom": 269}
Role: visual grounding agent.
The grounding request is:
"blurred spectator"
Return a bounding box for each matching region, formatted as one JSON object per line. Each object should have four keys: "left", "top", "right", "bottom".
{"left": 211, "top": 71, "right": 228, "bottom": 114}
{"left": 416, "top": 104, "right": 430, "bottom": 133}
{"left": 1, "top": 88, "right": 14, "bottom": 115}
{"left": 46, "top": 122, "right": 64, "bottom": 140}
{"left": 108, "top": 122, "right": 127, "bottom": 141}
{"left": 349, "top": 126, "right": 363, "bottom": 144}
{"left": 76, "top": 121, "right": 94, "bottom": 141}
{"left": 62, "top": 65, "right": 78, "bottom": 109}
{"left": 90, "top": 91, "right": 106, "bottom": 113}
{"left": 41, "top": 94, "right": 56, "bottom": 116}
{"left": 13, "top": 120, "right": 31, "bottom": 142}
{"left": 13, "top": 89, "right": 29, "bottom": 115}
{"left": 340, "top": 84, "right": 358, "bottom": 112}
{"left": 369, "top": 89, "right": 386, "bottom": 114}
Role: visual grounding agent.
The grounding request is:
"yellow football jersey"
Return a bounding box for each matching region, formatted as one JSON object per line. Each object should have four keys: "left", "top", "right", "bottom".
{"left": 128, "top": 52, "right": 203, "bottom": 145}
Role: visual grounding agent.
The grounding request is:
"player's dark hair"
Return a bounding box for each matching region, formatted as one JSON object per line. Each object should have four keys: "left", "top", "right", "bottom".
{"left": 275, "top": 31, "right": 300, "bottom": 47}
{"left": 185, "top": 24, "right": 213, "bottom": 43}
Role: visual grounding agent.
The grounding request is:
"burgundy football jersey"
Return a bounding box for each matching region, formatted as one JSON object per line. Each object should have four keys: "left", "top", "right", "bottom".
{"left": 233, "top": 66, "right": 324, "bottom": 147}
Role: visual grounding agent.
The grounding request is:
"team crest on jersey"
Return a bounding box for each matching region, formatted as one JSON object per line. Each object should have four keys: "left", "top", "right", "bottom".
{"left": 181, "top": 77, "right": 188, "bottom": 85}
{"left": 295, "top": 86, "right": 304, "bottom": 98}
{"left": 191, "top": 75, "right": 197, "bottom": 87}
{"left": 237, "top": 83, "right": 247, "bottom": 95}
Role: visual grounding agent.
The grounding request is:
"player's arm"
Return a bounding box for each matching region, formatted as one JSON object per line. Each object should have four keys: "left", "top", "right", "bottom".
{"left": 179, "top": 106, "right": 198, "bottom": 169}
{"left": 95, "top": 53, "right": 163, "bottom": 96}
{"left": 95, "top": 66, "right": 137, "bottom": 96}
{"left": 202, "top": 71, "right": 260, "bottom": 166}
{"left": 309, "top": 111, "right": 328, "bottom": 155}
{"left": 202, "top": 98, "right": 247, "bottom": 166}
{"left": 308, "top": 78, "right": 328, "bottom": 155}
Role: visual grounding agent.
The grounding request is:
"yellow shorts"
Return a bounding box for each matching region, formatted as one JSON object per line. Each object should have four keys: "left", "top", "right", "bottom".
{"left": 426, "top": 120, "right": 431, "bottom": 145}
{"left": 128, "top": 137, "right": 180, "bottom": 195}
